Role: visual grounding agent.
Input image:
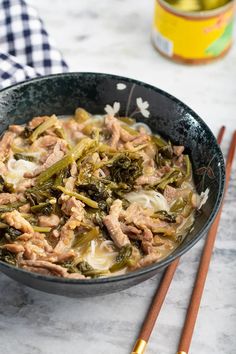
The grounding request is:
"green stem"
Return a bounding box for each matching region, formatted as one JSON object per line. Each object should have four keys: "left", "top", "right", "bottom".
{"left": 57, "top": 186, "right": 98, "bottom": 209}
{"left": 73, "top": 227, "right": 99, "bottom": 248}
{"left": 29, "top": 115, "right": 58, "bottom": 142}
{"left": 36, "top": 138, "right": 94, "bottom": 185}
{"left": 32, "top": 226, "right": 51, "bottom": 233}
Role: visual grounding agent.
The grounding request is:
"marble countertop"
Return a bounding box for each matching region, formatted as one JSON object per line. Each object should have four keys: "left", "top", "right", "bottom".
{"left": 1, "top": 1, "right": 235, "bottom": 353}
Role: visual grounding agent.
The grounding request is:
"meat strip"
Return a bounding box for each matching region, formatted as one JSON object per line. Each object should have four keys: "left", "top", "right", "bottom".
{"left": 119, "top": 128, "right": 136, "bottom": 142}
{"left": 18, "top": 203, "right": 31, "bottom": 213}
{"left": 135, "top": 175, "right": 160, "bottom": 186}
{"left": 1, "top": 243, "right": 25, "bottom": 253}
{"left": 25, "top": 141, "right": 65, "bottom": 178}
{"left": 62, "top": 119, "right": 85, "bottom": 142}
{"left": 55, "top": 197, "right": 85, "bottom": 253}
{"left": 124, "top": 203, "right": 175, "bottom": 235}
{"left": 0, "top": 193, "right": 18, "bottom": 205}
{"left": 103, "top": 199, "right": 130, "bottom": 248}
{"left": 173, "top": 145, "right": 184, "bottom": 156}
{"left": 120, "top": 224, "right": 153, "bottom": 255}
{"left": 0, "top": 131, "right": 15, "bottom": 161}
{"left": 163, "top": 185, "right": 177, "bottom": 204}
{"left": 21, "top": 260, "right": 86, "bottom": 279}
{"left": 2, "top": 210, "right": 34, "bottom": 234}
{"left": 28, "top": 116, "right": 47, "bottom": 129}
{"left": 131, "top": 252, "right": 161, "bottom": 270}
{"left": 20, "top": 260, "right": 69, "bottom": 277}
{"left": 105, "top": 115, "right": 121, "bottom": 148}
{"left": 125, "top": 134, "right": 150, "bottom": 150}
{"left": 8, "top": 125, "right": 24, "bottom": 134}
{"left": 39, "top": 214, "right": 60, "bottom": 228}
{"left": 120, "top": 223, "right": 141, "bottom": 236}
{"left": 15, "top": 178, "right": 36, "bottom": 193}
{"left": 141, "top": 228, "right": 154, "bottom": 254}
{"left": 31, "top": 135, "right": 60, "bottom": 149}
{"left": 0, "top": 161, "right": 7, "bottom": 176}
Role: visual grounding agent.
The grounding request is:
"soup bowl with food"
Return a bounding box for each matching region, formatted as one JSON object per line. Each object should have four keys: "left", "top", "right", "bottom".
{"left": 0, "top": 73, "right": 225, "bottom": 297}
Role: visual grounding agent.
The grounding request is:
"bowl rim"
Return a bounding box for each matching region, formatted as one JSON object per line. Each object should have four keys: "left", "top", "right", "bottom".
{"left": 0, "top": 72, "right": 225, "bottom": 285}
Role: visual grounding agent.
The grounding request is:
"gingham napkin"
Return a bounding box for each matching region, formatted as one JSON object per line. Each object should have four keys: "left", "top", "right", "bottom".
{"left": 0, "top": 0, "right": 68, "bottom": 89}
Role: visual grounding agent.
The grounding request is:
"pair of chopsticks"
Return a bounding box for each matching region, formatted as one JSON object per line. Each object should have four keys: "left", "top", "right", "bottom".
{"left": 131, "top": 127, "right": 236, "bottom": 354}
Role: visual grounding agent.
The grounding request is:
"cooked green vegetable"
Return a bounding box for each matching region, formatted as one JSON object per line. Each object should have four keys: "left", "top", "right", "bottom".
{"left": 25, "top": 179, "right": 56, "bottom": 205}
{"left": 159, "top": 144, "right": 173, "bottom": 159}
{"left": 53, "top": 168, "right": 70, "bottom": 188}
{"left": 78, "top": 182, "right": 110, "bottom": 202}
{"left": 37, "top": 154, "right": 74, "bottom": 185}
{"left": 97, "top": 143, "right": 116, "bottom": 154}
{"left": 14, "top": 153, "right": 36, "bottom": 162}
{"left": 184, "top": 155, "right": 192, "bottom": 180}
{"left": 157, "top": 169, "right": 182, "bottom": 190}
{"left": 0, "top": 201, "right": 25, "bottom": 213}
{"left": 82, "top": 269, "right": 108, "bottom": 277}
{"left": 73, "top": 227, "right": 99, "bottom": 248}
{"left": 152, "top": 210, "right": 176, "bottom": 223}
{"left": 109, "top": 245, "right": 132, "bottom": 272}
{"left": 11, "top": 143, "right": 26, "bottom": 153}
{"left": 57, "top": 186, "right": 99, "bottom": 209}
{"left": 182, "top": 204, "right": 193, "bottom": 218}
{"left": 55, "top": 127, "right": 72, "bottom": 150}
{"left": 179, "top": 191, "right": 194, "bottom": 218}
{"left": 0, "top": 176, "right": 15, "bottom": 193}
{"left": 0, "top": 249, "right": 17, "bottom": 265}
{"left": 121, "top": 125, "right": 139, "bottom": 136}
{"left": 4, "top": 227, "right": 22, "bottom": 241}
{"left": 3, "top": 182, "right": 15, "bottom": 193}
{"left": 155, "top": 153, "right": 170, "bottom": 168}
{"left": 20, "top": 126, "right": 34, "bottom": 138}
{"left": 29, "top": 115, "right": 58, "bottom": 142}
{"left": 170, "top": 197, "right": 186, "bottom": 213}
{"left": 152, "top": 135, "right": 168, "bottom": 148}
{"left": 36, "top": 138, "right": 95, "bottom": 185}
{"left": 0, "top": 222, "right": 8, "bottom": 229}
{"left": 76, "top": 260, "right": 107, "bottom": 277}
{"left": 155, "top": 144, "right": 174, "bottom": 169}
{"left": 32, "top": 226, "right": 52, "bottom": 233}
{"left": 31, "top": 201, "right": 54, "bottom": 215}
{"left": 94, "top": 154, "right": 122, "bottom": 170}
{"left": 73, "top": 139, "right": 97, "bottom": 160}
{"left": 152, "top": 227, "right": 175, "bottom": 237}
{"left": 0, "top": 176, "right": 4, "bottom": 193}
{"left": 0, "top": 226, "right": 22, "bottom": 243}
{"left": 74, "top": 107, "right": 90, "bottom": 123}
{"left": 118, "top": 117, "right": 136, "bottom": 125}
{"left": 60, "top": 260, "right": 79, "bottom": 274}
{"left": 109, "top": 154, "right": 143, "bottom": 185}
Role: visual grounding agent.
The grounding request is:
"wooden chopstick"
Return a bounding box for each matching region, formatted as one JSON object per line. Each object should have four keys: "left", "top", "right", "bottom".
{"left": 131, "top": 126, "right": 226, "bottom": 354}
{"left": 177, "top": 129, "right": 236, "bottom": 354}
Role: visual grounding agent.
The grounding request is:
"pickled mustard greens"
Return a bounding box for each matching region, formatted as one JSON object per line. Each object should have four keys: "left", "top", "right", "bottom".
{"left": 0, "top": 108, "right": 207, "bottom": 279}
{"left": 165, "top": 0, "right": 230, "bottom": 11}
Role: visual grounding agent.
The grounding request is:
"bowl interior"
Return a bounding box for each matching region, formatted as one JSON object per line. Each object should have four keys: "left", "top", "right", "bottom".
{"left": 0, "top": 72, "right": 225, "bottom": 280}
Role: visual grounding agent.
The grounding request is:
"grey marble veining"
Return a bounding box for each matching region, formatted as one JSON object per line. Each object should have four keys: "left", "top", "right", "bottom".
{"left": 0, "top": 1, "right": 236, "bottom": 354}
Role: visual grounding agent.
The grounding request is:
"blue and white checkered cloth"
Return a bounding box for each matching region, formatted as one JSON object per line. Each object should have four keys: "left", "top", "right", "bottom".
{"left": 0, "top": 0, "right": 68, "bottom": 89}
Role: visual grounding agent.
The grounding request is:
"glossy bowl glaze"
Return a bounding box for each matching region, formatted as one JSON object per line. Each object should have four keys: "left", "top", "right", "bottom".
{"left": 0, "top": 73, "right": 225, "bottom": 297}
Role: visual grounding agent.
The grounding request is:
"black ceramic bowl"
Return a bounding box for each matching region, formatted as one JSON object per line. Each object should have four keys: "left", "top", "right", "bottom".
{"left": 0, "top": 73, "right": 225, "bottom": 297}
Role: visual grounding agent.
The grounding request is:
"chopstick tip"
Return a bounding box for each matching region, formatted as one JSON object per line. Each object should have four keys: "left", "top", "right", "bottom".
{"left": 217, "top": 126, "right": 226, "bottom": 144}
{"left": 131, "top": 339, "right": 147, "bottom": 354}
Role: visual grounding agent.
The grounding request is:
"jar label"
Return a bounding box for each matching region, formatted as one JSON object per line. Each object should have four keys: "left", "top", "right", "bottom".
{"left": 152, "top": 0, "right": 234, "bottom": 61}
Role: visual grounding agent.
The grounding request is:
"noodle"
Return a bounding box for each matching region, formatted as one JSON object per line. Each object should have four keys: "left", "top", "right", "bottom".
{"left": 125, "top": 190, "right": 170, "bottom": 212}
